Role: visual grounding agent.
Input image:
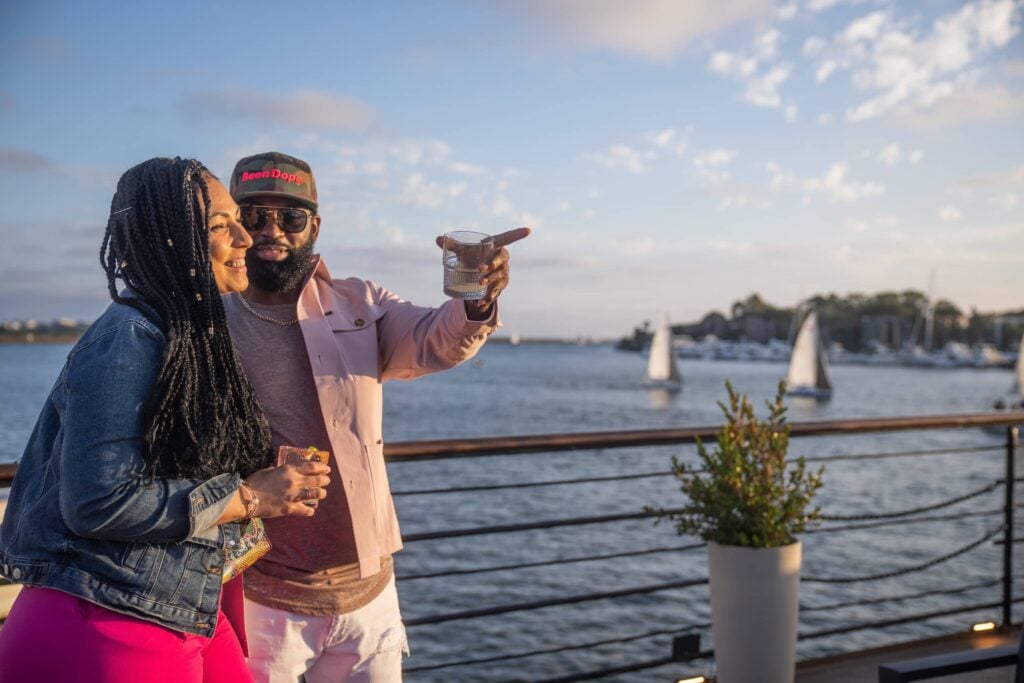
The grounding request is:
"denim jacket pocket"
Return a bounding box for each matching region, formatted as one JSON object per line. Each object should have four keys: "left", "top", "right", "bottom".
{"left": 119, "top": 542, "right": 145, "bottom": 572}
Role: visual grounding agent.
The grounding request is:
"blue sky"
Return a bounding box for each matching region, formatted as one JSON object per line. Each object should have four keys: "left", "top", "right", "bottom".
{"left": 1, "top": 0, "right": 1022, "bottom": 338}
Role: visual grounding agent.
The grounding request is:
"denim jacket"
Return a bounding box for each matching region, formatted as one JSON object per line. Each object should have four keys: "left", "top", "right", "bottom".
{"left": 0, "top": 300, "right": 243, "bottom": 637}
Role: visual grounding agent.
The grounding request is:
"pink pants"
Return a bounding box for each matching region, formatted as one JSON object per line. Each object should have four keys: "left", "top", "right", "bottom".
{"left": 0, "top": 586, "right": 252, "bottom": 683}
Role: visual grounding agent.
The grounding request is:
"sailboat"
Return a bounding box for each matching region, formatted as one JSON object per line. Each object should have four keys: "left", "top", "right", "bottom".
{"left": 786, "top": 310, "right": 833, "bottom": 399}
{"left": 993, "top": 331, "right": 1024, "bottom": 412}
{"left": 645, "top": 314, "right": 681, "bottom": 392}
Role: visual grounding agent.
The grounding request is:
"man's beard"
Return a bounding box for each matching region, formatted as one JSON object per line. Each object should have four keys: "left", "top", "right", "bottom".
{"left": 246, "top": 239, "right": 316, "bottom": 294}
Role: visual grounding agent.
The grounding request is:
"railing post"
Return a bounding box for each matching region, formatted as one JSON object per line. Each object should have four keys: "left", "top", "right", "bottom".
{"left": 1003, "top": 425, "right": 1018, "bottom": 628}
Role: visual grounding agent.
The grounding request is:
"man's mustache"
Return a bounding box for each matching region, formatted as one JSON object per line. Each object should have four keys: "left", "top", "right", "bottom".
{"left": 251, "top": 241, "right": 293, "bottom": 251}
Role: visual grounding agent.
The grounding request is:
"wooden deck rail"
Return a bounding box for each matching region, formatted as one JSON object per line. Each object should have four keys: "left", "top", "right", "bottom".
{"left": 382, "top": 411, "right": 1024, "bottom": 460}
{"left": 1, "top": 411, "right": 1021, "bottom": 484}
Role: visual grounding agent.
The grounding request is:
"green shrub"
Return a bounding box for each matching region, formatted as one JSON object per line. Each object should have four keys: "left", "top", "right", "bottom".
{"left": 650, "top": 381, "right": 824, "bottom": 548}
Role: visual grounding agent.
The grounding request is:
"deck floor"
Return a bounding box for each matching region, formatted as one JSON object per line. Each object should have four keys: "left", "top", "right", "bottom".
{"left": 795, "top": 627, "right": 1020, "bottom": 683}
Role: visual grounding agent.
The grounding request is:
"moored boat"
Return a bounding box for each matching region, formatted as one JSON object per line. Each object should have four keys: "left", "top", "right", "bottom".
{"left": 786, "top": 310, "right": 833, "bottom": 399}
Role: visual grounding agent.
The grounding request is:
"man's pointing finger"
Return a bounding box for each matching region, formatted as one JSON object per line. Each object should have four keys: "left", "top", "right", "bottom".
{"left": 435, "top": 226, "right": 532, "bottom": 250}
{"left": 491, "top": 227, "right": 531, "bottom": 249}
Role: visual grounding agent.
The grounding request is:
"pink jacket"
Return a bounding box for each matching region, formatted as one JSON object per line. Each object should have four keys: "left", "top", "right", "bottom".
{"left": 293, "top": 256, "right": 496, "bottom": 577}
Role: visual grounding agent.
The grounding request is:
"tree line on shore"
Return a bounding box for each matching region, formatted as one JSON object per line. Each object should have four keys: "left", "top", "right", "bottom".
{"left": 617, "top": 291, "right": 1024, "bottom": 353}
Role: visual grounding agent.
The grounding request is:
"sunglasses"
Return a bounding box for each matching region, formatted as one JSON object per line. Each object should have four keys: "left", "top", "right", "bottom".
{"left": 240, "top": 205, "right": 314, "bottom": 234}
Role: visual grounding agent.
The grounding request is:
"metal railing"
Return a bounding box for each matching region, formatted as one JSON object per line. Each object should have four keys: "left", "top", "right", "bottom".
{"left": 1, "top": 411, "right": 1022, "bottom": 681}
{"left": 383, "top": 411, "right": 1023, "bottom": 681}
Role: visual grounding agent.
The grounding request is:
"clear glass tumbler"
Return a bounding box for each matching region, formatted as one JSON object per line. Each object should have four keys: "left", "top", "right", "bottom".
{"left": 442, "top": 230, "right": 494, "bottom": 300}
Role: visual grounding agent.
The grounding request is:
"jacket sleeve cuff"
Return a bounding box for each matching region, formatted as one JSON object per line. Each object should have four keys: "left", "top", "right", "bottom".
{"left": 453, "top": 299, "right": 502, "bottom": 330}
{"left": 186, "top": 473, "right": 241, "bottom": 545}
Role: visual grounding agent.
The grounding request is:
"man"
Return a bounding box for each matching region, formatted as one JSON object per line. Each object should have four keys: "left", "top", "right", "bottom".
{"left": 223, "top": 151, "right": 528, "bottom": 682}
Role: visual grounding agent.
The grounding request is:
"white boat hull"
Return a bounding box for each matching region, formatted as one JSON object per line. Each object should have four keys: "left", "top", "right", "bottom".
{"left": 645, "top": 378, "right": 681, "bottom": 392}
{"left": 787, "top": 385, "right": 832, "bottom": 399}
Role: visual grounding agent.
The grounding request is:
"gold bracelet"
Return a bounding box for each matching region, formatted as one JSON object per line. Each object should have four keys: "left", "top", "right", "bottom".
{"left": 238, "top": 481, "right": 260, "bottom": 519}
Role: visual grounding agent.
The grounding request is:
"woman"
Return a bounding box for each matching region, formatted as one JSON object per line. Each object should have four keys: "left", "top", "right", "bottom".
{"left": 0, "top": 157, "right": 330, "bottom": 681}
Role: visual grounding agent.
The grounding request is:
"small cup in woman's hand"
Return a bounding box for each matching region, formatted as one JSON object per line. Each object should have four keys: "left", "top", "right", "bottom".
{"left": 246, "top": 460, "right": 331, "bottom": 518}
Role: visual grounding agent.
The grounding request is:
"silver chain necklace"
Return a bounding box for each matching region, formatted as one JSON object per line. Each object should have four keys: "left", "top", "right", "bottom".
{"left": 234, "top": 292, "right": 298, "bottom": 326}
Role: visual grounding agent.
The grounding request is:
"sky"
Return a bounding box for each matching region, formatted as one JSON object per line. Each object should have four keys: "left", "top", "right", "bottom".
{"left": 0, "top": 0, "right": 1022, "bottom": 339}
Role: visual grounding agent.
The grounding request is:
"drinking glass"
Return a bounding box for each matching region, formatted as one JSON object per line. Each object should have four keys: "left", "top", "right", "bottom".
{"left": 442, "top": 230, "right": 494, "bottom": 300}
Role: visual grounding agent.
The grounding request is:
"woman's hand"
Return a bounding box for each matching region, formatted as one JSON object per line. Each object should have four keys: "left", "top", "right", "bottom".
{"left": 244, "top": 460, "right": 331, "bottom": 518}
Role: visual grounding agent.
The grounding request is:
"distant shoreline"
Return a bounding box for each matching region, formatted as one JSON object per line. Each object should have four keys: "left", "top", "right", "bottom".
{"left": 0, "top": 334, "right": 605, "bottom": 347}
{"left": 0, "top": 334, "right": 79, "bottom": 345}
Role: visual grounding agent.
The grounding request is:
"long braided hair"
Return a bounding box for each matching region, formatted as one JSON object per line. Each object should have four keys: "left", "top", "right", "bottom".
{"left": 100, "top": 157, "right": 271, "bottom": 480}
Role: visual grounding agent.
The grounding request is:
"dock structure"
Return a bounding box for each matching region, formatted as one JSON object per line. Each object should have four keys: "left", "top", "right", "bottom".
{"left": 1, "top": 412, "right": 1022, "bottom": 680}
{"left": 798, "top": 627, "right": 1019, "bottom": 682}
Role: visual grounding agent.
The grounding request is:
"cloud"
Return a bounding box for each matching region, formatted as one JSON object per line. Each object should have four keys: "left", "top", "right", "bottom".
{"left": 804, "top": 0, "right": 1023, "bottom": 123}
{"left": 803, "top": 36, "right": 827, "bottom": 58}
{"left": 400, "top": 172, "right": 468, "bottom": 209}
{"left": 584, "top": 127, "right": 692, "bottom": 173}
{"left": 708, "top": 29, "right": 794, "bottom": 113}
{"left": 705, "top": 238, "right": 754, "bottom": 252}
{"left": 802, "top": 162, "right": 885, "bottom": 202}
{"left": 777, "top": 3, "right": 798, "bottom": 22}
{"left": 939, "top": 205, "right": 962, "bottom": 221}
{"left": 889, "top": 85, "right": 1024, "bottom": 129}
{"left": 991, "top": 193, "right": 1019, "bottom": 211}
{"left": 645, "top": 128, "right": 689, "bottom": 158}
{"left": 744, "top": 64, "right": 791, "bottom": 107}
{"left": 0, "top": 148, "right": 53, "bottom": 171}
{"left": 507, "top": 0, "right": 774, "bottom": 60}
{"left": 709, "top": 51, "right": 758, "bottom": 79}
{"left": 694, "top": 149, "right": 737, "bottom": 168}
{"left": 693, "top": 148, "right": 737, "bottom": 185}
{"left": 582, "top": 144, "right": 648, "bottom": 173}
{"left": 646, "top": 129, "right": 676, "bottom": 148}
{"left": 876, "top": 143, "right": 901, "bottom": 164}
{"left": 765, "top": 161, "right": 798, "bottom": 191}
{"left": 719, "top": 194, "right": 750, "bottom": 209}
{"left": 807, "top": 0, "right": 846, "bottom": 11}
{"left": 815, "top": 60, "right": 838, "bottom": 83}
{"left": 450, "top": 161, "right": 486, "bottom": 175}
{"left": 183, "top": 88, "right": 375, "bottom": 131}
{"left": 845, "top": 218, "right": 870, "bottom": 233}
{"left": 957, "top": 164, "right": 1024, "bottom": 189}
{"left": 875, "top": 143, "right": 922, "bottom": 165}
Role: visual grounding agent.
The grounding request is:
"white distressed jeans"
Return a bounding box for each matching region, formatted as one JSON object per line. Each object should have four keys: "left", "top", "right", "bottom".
{"left": 244, "top": 575, "right": 409, "bottom": 683}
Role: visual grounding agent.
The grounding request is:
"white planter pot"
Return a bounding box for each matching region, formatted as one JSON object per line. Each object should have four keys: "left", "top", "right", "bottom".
{"left": 707, "top": 540, "right": 802, "bottom": 683}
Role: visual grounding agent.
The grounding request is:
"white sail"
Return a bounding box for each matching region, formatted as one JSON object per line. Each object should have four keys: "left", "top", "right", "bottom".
{"left": 787, "top": 310, "right": 832, "bottom": 396}
{"left": 647, "top": 314, "right": 681, "bottom": 389}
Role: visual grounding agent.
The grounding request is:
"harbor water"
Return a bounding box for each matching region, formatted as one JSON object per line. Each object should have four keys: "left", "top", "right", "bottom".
{"left": 0, "top": 341, "right": 1019, "bottom": 680}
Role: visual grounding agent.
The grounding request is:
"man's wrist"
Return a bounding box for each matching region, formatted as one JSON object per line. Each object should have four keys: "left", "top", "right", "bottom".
{"left": 464, "top": 300, "right": 494, "bottom": 321}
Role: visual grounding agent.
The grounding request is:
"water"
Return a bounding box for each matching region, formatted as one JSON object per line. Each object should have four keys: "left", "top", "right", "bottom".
{"left": 1, "top": 342, "right": 1020, "bottom": 680}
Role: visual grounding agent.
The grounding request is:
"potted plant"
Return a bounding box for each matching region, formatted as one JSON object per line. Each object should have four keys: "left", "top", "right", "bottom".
{"left": 650, "top": 381, "right": 824, "bottom": 683}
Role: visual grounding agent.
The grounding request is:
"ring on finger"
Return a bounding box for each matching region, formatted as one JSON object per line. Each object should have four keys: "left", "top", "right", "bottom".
{"left": 303, "top": 486, "right": 318, "bottom": 508}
